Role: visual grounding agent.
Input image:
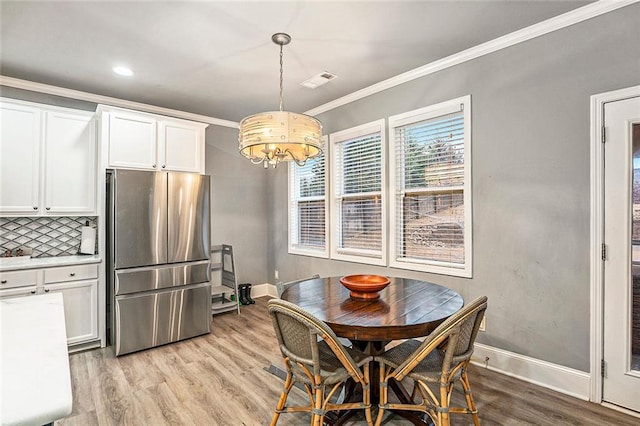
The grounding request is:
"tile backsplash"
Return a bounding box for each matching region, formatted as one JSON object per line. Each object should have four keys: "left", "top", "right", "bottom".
{"left": 0, "top": 216, "right": 98, "bottom": 258}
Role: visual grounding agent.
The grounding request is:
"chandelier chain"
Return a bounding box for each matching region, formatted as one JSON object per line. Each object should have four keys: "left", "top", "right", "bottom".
{"left": 279, "top": 43, "right": 284, "bottom": 112}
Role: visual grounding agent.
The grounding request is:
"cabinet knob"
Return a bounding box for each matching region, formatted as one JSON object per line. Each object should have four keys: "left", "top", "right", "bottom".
{"left": 1, "top": 280, "right": 7, "bottom": 284}
{"left": 33, "top": 206, "right": 38, "bottom": 210}
{"left": 30, "top": 290, "right": 36, "bottom": 294}
{"left": 45, "top": 207, "right": 51, "bottom": 211}
{"left": 44, "top": 288, "right": 50, "bottom": 293}
{"left": 162, "top": 164, "right": 166, "bottom": 169}
{"left": 70, "top": 273, "right": 76, "bottom": 277}
{"left": 152, "top": 164, "right": 157, "bottom": 168}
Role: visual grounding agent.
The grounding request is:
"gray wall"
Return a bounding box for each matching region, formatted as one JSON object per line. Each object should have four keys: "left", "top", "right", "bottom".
{"left": 204, "top": 125, "right": 269, "bottom": 286}
{"left": 267, "top": 5, "right": 640, "bottom": 372}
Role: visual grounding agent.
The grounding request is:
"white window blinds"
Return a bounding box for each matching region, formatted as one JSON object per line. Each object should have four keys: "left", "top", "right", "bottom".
{"left": 331, "top": 120, "right": 386, "bottom": 264}
{"left": 389, "top": 96, "right": 472, "bottom": 277}
{"left": 288, "top": 152, "right": 328, "bottom": 257}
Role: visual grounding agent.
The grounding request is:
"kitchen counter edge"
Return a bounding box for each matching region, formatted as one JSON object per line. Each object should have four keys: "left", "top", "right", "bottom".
{"left": 0, "top": 255, "right": 103, "bottom": 272}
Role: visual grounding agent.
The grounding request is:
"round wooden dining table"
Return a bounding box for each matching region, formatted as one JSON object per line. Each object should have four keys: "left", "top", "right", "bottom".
{"left": 280, "top": 276, "right": 464, "bottom": 425}
{"left": 280, "top": 275, "right": 464, "bottom": 354}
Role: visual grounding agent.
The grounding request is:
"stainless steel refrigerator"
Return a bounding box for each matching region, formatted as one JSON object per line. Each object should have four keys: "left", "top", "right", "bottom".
{"left": 106, "top": 169, "right": 211, "bottom": 356}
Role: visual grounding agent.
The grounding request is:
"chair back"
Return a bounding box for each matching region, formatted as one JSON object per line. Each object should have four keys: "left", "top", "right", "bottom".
{"left": 394, "top": 296, "right": 488, "bottom": 380}
{"left": 267, "top": 298, "right": 363, "bottom": 381}
{"left": 276, "top": 274, "right": 320, "bottom": 298}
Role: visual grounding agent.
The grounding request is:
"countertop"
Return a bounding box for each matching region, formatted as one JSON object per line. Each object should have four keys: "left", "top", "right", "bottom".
{"left": 0, "top": 293, "right": 72, "bottom": 425}
{"left": 0, "top": 254, "right": 102, "bottom": 272}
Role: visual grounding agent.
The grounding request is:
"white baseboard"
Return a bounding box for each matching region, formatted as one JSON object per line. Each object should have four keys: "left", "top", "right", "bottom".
{"left": 471, "top": 343, "right": 591, "bottom": 401}
{"left": 251, "top": 283, "right": 277, "bottom": 298}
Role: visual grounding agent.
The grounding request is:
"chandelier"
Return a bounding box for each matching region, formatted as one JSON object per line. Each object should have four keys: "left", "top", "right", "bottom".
{"left": 238, "top": 33, "right": 323, "bottom": 169}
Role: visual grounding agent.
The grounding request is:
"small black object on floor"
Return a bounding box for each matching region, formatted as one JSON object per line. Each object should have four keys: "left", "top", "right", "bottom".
{"left": 239, "top": 283, "right": 255, "bottom": 305}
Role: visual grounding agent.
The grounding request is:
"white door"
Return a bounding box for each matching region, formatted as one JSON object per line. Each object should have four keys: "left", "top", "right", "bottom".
{"left": 603, "top": 95, "right": 640, "bottom": 412}
{"left": 108, "top": 111, "right": 157, "bottom": 170}
{"left": 158, "top": 119, "right": 205, "bottom": 173}
{"left": 0, "top": 102, "right": 41, "bottom": 214}
{"left": 44, "top": 111, "right": 96, "bottom": 214}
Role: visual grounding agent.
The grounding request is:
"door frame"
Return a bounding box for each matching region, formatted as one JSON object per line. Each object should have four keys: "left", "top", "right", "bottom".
{"left": 590, "top": 85, "right": 640, "bottom": 404}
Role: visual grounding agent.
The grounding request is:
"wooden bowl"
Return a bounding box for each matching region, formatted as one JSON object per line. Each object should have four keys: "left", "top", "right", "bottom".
{"left": 339, "top": 275, "right": 390, "bottom": 300}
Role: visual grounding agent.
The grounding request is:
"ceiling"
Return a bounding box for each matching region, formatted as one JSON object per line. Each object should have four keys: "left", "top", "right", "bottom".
{"left": 0, "top": 1, "right": 593, "bottom": 123}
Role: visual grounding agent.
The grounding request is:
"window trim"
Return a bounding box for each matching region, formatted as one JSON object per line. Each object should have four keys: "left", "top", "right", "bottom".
{"left": 287, "top": 135, "right": 329, "bottom": 258}
{"left": 329, "top": 119, "right": 387, "bottom": 266}
{"left": 388, "top": 95, "right": 472, "bottom": 277}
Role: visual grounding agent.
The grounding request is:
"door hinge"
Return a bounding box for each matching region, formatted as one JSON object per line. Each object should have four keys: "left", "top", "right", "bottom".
{"left": 601, "top": 359, "right": 607, "bottom": 378}
{"left": 601, "top": 125, "right": 606, "bottom": 143}
{"left": 601, "top": 243, "right": 607, "bottom": 261}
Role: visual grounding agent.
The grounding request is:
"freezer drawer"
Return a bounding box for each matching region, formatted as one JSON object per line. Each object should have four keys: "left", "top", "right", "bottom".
{"left": 115, "top": 261, "right": 210, "bottom": 295}
{"left": 114, "top": 282, "right": 211, "bottom": 356}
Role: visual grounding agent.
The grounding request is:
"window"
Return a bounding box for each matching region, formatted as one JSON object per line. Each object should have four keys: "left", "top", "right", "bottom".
{"left": 330, "top": 120, "right": 386, "bottom": 265}
{"left": 389, "top": 96, "right": 472, "bottom": 277}
{"left": 288, "top": 142, "right": 328, "bottom": 257}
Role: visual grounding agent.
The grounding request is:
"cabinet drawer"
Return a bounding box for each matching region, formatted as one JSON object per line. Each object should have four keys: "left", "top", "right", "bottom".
{"left": 0, "top": 270, "right": 38, "bottom": 288}
{"left": 44, "top": 264, "right": 98, "bottom": 283}
{"left": 0, "top": 285, "right": 38, "bottom": 299}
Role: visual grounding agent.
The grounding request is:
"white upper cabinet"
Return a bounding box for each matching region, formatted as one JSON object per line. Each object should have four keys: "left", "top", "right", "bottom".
{"left": 107, "top": 110, "right": 157, "bottom": 170}
{"left": 0, "top": 102, "right": 41, "bottom": 214}
{"left": 44, "top": 111, "right": 96, "bottom": 214}
{"left": 102, "top": 106, "right": 207, "bottom": 174}
{"left": 159, "top": 120, "right": 205, "bottom": 172}
{"left": 0, "top": 99, "right": 96, "bottom": 216}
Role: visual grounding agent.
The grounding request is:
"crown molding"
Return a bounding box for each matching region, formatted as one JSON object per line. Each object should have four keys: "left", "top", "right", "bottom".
{"left": 0, "top": 75, "right": 239, "bottom": 129}
{"left": 305, "top": 0, "right": 639, "bottom": 117}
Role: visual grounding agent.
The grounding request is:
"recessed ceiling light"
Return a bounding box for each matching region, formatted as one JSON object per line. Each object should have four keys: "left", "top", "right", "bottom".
{"left": 112, "top": 66, "right": 134, "bottom": 77}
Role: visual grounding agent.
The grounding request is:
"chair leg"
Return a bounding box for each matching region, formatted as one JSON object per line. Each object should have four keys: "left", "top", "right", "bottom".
{"left": 312, "top": 384, "right": 324, "bottom": 426}
{"left": 374, "top": 364, "right": 387, "bottom": 426}
{"left": 270, "top": 371, "right": 295, "bottom": 426}
{"left": 439, "top": 382, "right": 451, "bottom": 426}
{"left": 363, "top": 363, "right": 373, "bottom": 426}
{"left": 460, "top": 368, "right": 480, "bottom": 426}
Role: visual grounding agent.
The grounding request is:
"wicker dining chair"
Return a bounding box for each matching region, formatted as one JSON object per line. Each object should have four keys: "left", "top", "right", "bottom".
{"left": 276, "top": 274, "right": 320, "bottom": 298}
{"left": 267, "top": 298, "right": 374, "bottom": 426}
{"left": 374, "top": 296, "right": 488, "bottom": 426}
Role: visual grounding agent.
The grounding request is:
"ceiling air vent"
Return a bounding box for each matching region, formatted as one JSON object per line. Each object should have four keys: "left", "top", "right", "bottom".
{"left": 300, "top": 71, "right": 337, "bottom": 89}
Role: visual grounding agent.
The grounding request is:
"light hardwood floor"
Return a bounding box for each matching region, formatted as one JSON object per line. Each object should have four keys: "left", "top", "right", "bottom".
{"left": 58, "top": 297, "right": 639, "bottom": 425}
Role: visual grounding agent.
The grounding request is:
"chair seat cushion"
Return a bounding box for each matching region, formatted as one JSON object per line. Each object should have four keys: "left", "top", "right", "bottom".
{"left": 291, "top": 341, "right": 372, "bottom": 385}
{"left": 375, "top": 339, "right": 449, "bottom": 383}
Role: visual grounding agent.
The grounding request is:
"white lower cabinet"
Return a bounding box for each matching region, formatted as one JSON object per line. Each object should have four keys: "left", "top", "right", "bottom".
{"left": 45, "top": 279, "right": 98, "bottom": 345}
{"left": 0, "top": 263, "right": 99, "bottom": 348}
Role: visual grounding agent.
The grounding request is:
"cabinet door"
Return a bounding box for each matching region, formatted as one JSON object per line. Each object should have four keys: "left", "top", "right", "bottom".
{"left": 158, "top": 120, "right": 204, "bottom": 173}
{"left": 0, "top": 102, "right": 41, "bottom": 214}
{"left": 45, "top": 279, "right": 98, "bottom": 345}
{"left": 44, "top": 111, "right": 96, "bottom": 214}
{"left": 108, "top": 111, "right": 157, "bottom": 170}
